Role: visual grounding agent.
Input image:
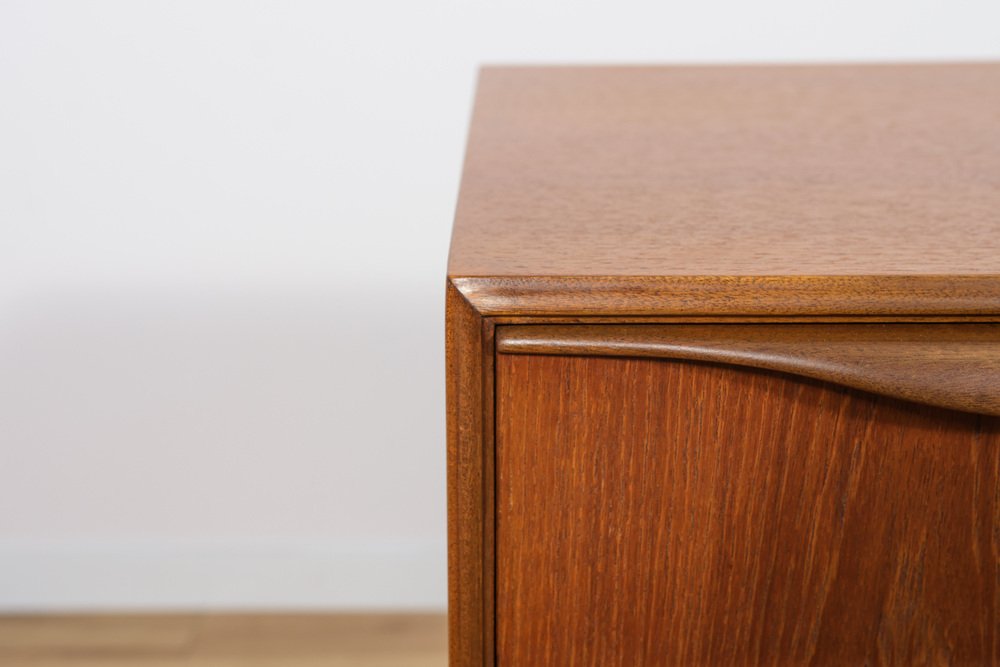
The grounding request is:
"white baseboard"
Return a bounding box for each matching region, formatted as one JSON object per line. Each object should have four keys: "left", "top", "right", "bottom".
{"left": 0, "top": 539, "right": 446, "bottom": 611}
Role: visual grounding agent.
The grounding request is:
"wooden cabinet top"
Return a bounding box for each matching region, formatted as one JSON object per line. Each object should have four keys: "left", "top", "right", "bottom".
{"left": 448, "top": 64, "right": 1000, "bottom": 317}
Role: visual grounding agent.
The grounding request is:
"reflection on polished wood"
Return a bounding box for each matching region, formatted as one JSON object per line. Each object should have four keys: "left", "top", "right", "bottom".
{"left": 0, "top": 614, "right": 447, "bottom": 667}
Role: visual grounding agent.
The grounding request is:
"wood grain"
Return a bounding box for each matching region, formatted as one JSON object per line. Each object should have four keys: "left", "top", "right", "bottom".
{"left": 449, "top": 64, "right": 1000, "bottom": 317}
{"left": 452, "top": 275, "right": 1000, "bottom": 317}
{"left": 452, "top": 63, "right": 1000, "bottom": 277}
{"left": 496, "top": 354, "right": 1000, "bottom": 666}
{"left": 0, "top": 614, "right": 447, "bottom": 667}
{"left": 445, "top": 282, "right": 494, "bottom": 667}
{"left": 448, "top": 63, "right": 1000, "bottom": 665}
{"left": 497, "top": 323, "right": 1000, "bottom": 416}
{"left": 0, "top": 615, "right": 197, "bottom": 655}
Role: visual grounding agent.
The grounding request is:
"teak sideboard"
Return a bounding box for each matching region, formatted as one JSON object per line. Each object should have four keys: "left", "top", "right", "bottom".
{"left": 446, "top": 64, "right": 1000, "bottom": 666}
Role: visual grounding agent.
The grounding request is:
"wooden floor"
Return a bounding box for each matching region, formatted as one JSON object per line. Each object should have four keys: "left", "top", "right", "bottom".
{"left": 0, "top": 614, "right": 447, "bottom": 667}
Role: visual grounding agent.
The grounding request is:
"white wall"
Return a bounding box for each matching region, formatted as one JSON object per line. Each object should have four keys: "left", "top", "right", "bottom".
{"left": 1, "top": 0, "right": 998, "bottom": 611}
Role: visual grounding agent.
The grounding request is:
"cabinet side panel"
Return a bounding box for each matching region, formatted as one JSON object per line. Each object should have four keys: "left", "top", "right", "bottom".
{"left": 496, "top": 354, "right": 1000, "bottom": 666}
{"left": 446, "top": 283, "right": 494, "bottom": 666}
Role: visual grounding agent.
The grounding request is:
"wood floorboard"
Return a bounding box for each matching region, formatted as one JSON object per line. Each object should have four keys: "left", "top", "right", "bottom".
{"left": 0, "top": 614, "right": 447, "bottom": 667}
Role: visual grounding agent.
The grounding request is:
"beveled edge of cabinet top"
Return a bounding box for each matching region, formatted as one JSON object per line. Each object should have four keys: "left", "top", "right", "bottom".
{"left": 449, "top": 63, "right": 1000, "bottom": 317}
{"left": 448, "top": 275, "right": 1000, "bottom": 317}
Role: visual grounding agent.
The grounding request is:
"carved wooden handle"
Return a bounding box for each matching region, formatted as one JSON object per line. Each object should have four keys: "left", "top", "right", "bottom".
{"left": 497, "top": 324, "right": 1000, "bottom": 416}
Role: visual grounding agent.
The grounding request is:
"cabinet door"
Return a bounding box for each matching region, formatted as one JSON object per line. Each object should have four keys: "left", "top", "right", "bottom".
{"left": 496, "top": 326, "right": 1000, "bottom": 666}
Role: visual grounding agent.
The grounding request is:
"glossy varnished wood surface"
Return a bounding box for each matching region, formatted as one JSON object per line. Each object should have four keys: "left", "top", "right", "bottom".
{"left": 496, "top": 354, "right": 1000, "bottom": 665}
{"left": 497, "top": 323, "right": 1000, "bottom": 416}
{"left": 449, "top": 64, "right": 1000, "bottom": 317}
{"left": 448, "top": 62, "right": 1000, "bottom": 666}
{"left": 452, "top": 275, "right": 1000, "bottom": 317}
{"left": 445, "top": 284, "right": 494, "bottom": 666}
{"left": 452, "top": 63, "right": 1000, "bottom": 277}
